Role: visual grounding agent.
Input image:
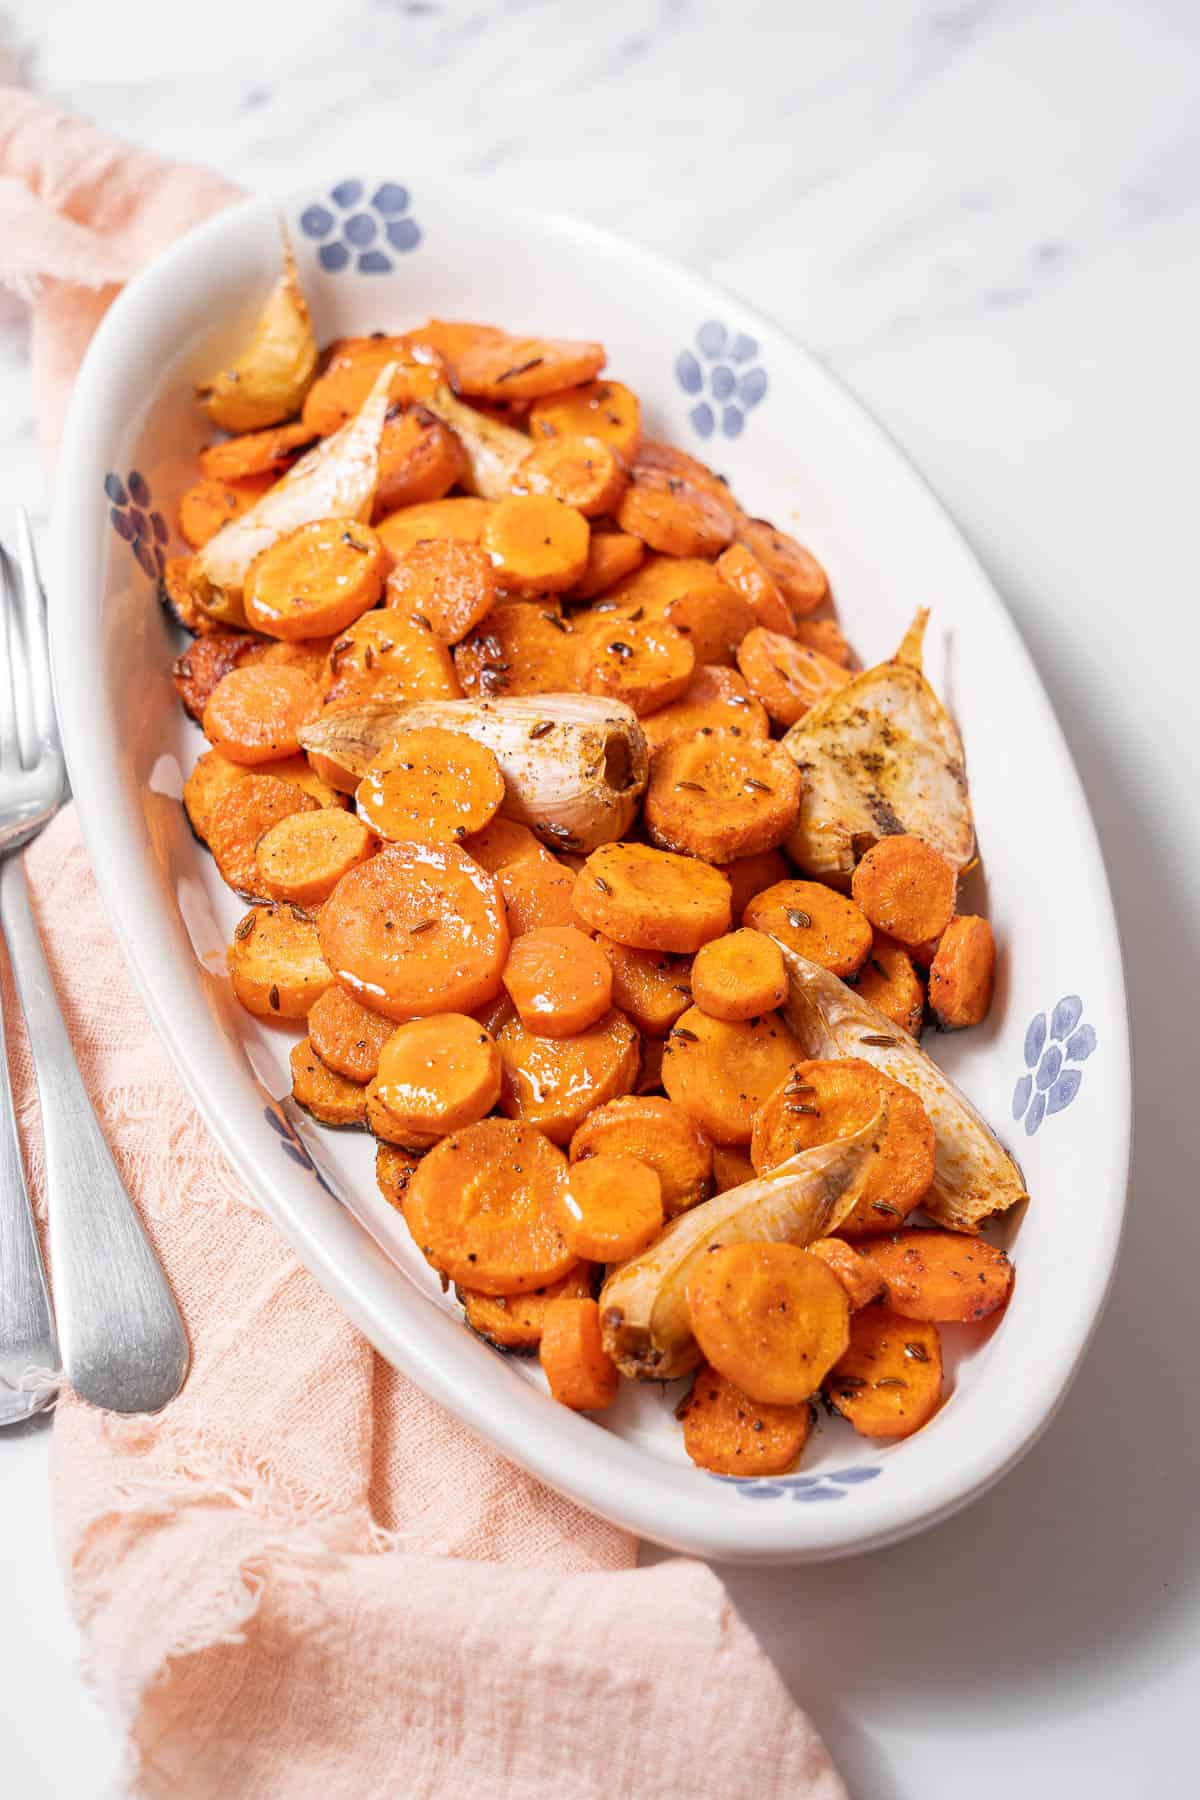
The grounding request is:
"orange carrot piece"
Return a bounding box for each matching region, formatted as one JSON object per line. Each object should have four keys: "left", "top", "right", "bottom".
{"left": 928, "top": 915, "right": 995, "bottom": 1029}
{"left": 644, "top": 731, "right": 802, "bottom": 863}
{"left": 183, "top": 748, "right": 250, "bottom": 845}
{"left": 793, "top": 615, "right": 853, "bottom": 666}
{"left": 207, "top": 774, "right": 318, "bottom": 899}
{"left": 743, "top": 878, "right": 874, "bottom": 979}
{"left": 375, "top": 408, "right": 467, "bottom": 516}
{"left": 200, "top": 422, "right": 315, "bottom": 482}
{"left": 458, "top": 1264, "right": 595, "bottom": 1353}
{"left": 557, "top": 1153, "right": 663, "bottom": 1262}
{"left": 324, "top": 610, "right": 462, "bottom": 705}
{"left": 202, "top": 663, "right": 321, "bottom": 765}
{"left": 687, "top": 1241, "right": 850, "bottom": 1403}
{"left": 368, "top": 1012, "right": 502, "bottom": 1147}
{"left": 356, "top": 727, "right": 505, "bottom": 844}
{"left": 616, "top": 466, "right": 734, "bottom": 559}
{"left": 290, "top": 1037, "right": 368, "bottom": 1129}
{"left": 711, "top": 1144, "right": 756, "bottom": 1193}
{"left": 691, "top": 929, "right": 788, "bottom": 1022}
{"left": 376, "top": 1142, "right": 423, "bottom": 1210}
{"left": 300, "top": 336, "right": 440, "bottom": 434}
{"left": 539, "top": 1296, "right": 619, "bottom": 1409}
{"left": 855, "top": 1228, "right": 1013, "bottom": 1322}
{"left": 374, "top": 496, "right": 494, "bottom": 561}
{"left": 513, "top": 434, "right": 627, "bottom": 518}
{"left": 480, "top": 494, "right": 590, "bottom": 593}
{"left": 502, "top": 925, "right": 613, "bottom": 1037}
{"left": 716, "top": 542, "right": 796, "bottom": 636}
{"left": 177, "top": 473, "right": 274, "bottom": 549}
{"left": 634, "top": 441, "right": 734, "bottom": 506}
{"left": 243, "top": 519, "right": 388, "bottom": 640}
{"left": 718, "top": 848, "right": 790, "bottom": 924}
{"left": 308, "top": 983, "right": 396, "bottom": 1083}
{"left": 173, "top": 629, "right": 268, "bottom": 722}
{"left": 851, "top": 834, "right": 958, "bottom": 948}
{"left": 825, "top": 1310, "right": 942, "bottom": 1439}
{"left": 641, "top": 664, "right": 769, "bottom": 755}
{"left": 660, "top": 1005, "right": 800, "bottom": 1146}
{"left": 498, "top": 856, "right": 581, "bottom": 937}
{"left": 461, "top": 817, "right": 549, "bottom": 876}
{"left": 734, "top": 517, "right": 829, "bottom": 616}
{"left": 857, "top": 937, "right": 926, "bottom": 1037}
{"left": 573, "top": 843, "right": 731, "bottom": 954}
{"left": 595, "top": 938, "right": 693, "bottom": 1038}
{"left": 677, "top": 1363, "right": 810, "bottom": 1476}
{"left": 808, "top": 1237, "right": 886, "bottom": 1310}
{"left": 450, "top": 333, "right": 607, "bottom": 403}
{"left": 529, "top": 380, "right": 642, "bottom": 462}
{"left": 598, "top": 555, "right": 754, "bottom": 666}
{"left": 736, "top": 626, "right": 850, "bottom": 726}
{"left": 569, "top": 529, "right": 645, "bottom": 599}
{"left": 570, "top": 1094, "right": 713, "bottom": 1217}
{"left": 255, "top": 808, "right": 374, "bottom": 909}
{"left": 586, "top": 617, "right": 695, "bottom": 716}
{"left": 229, "top": 903, "right": 333, "bottom": 1019}
{"left": 498, "top": 1008, "right": 640, "bottom": 1145}
{"left": 384, "top": 539, "right": 497, "bottom": 644}
{"left": 454, "top": 605, "right": 585, "bottom": 699}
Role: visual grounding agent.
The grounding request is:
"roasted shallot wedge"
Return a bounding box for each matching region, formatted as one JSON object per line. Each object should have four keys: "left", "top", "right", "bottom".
{"left": 777, "top": 940, "right": 1026, "bottom": 1232}
{"left": 190, "top": 360, "right": 396, "bottom": 626}
{"left": 781, "top": 610, "right": 975, "bottom": 880}
{"left": 599, "top": 1101, "right": 888, "bottom": 1381}
{"left": 196, "top": 238, "right": 318, "bottom": 433}
{"left": 299, "top": 693, "right": 648, "bottom": 853}
{"left": 412, "top": 379, "right": 531, "bottom": 498}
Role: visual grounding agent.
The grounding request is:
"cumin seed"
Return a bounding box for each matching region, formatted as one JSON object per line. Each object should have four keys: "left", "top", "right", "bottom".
{"left": 268, "top": 984, "right": 280, "bottom": 1012}
{"left": 671, "top": 1027, "right": 699, "bottom": 1043}
{"left": 785, "top": 908, "right": 812, "bottom": 930}
{"left": 409, "top": 918, "right": 437, "bottom": 935}
{"left": 744, "top": 778, "right": 772, "bottom": 794}
{"left": 234, "top": 914, "right": 256, "bottom": 941}
{"left": 904, "top": 1342, "right": 930, "bottom": 1362}
{"left": 675, "top": 780, "right": 706, "bottom": 793}
{"left": 528, "top": 720, "right": 554, "bottom": 739}
{"left": 859, "top": 1033, "right": 899, "bottom": 1047}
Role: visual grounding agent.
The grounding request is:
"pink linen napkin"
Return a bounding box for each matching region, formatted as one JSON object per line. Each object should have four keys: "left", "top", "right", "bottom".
{"left": 0, "top": 91, "right": 845, "bottom": 1800}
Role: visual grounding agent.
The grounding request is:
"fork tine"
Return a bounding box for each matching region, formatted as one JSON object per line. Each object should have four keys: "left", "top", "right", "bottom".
{"left": 0, "top": 547, "right": 21, "bottom": 770}
{"left": 14, "top": 509, "right": 55, "bottom": 752}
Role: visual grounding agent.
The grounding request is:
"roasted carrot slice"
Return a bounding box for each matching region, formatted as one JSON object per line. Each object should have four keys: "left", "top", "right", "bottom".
{"left": 374, "top": 495, "right": 494, "bottom": 562}
{"left": 367, "top": 1082, "right": 438, "bottom": 1150}
{"left": 634, "top": 440, "right": 734, "bottom": 506}
{"left": 857, "top": 937, "right": 926, "bottom": 1037}
{"left": 161, "top": 554, "right": 208, "bottom": 634}
{"left": 324, "top": 610, "right": 462, "bottom": 705}
{"left": 743, "top": 878, "right": 873, "bottom": 978}
{"left": 529, "top": 380, "right": 642, "bottom": 462}
{"left": 376, "top": 1141, "right": 423, "bottom": 1210}
{"left": 384, "top": 539, "right": 497, "bottom": 645}
{"left": 402, "top": 1116, "right": 576, "bottom": 1295}
{"left": 644, "top": 731, "right": 802, "bottom": 863}
{"left": 660, "top": 1005, "right": 800, "bottom": 1146}
{"left": 539, "top": 1296, "right": 619, "bottom": 1410}
{"left": 368, "top": 1012, "right": 502, "bottom": 1148}
{"left": 711, "top": 1144, "right": 756, "bottom": 1193}
{"left": 178, "top": 473, "right": 274, "bottom": 549}
{"left": 242, "top": 519, "right": 388, "bottom": 641}
{"left": 513, "top": 434, "right": 627, "bottom": 518}
{"left": 597, "top": 556, "right": 754, "bottom": 666}
{"left": 808, "top": 1237, "right": 885, "bottom": 1310}
{"left": 718, "top": 848, "right": 790, "bottom": 924}
{"left": 734, "top": 517, "right": 829, "bottom": 616}
{"left": 290, "top": 1037, "right": 368, "bottom": 1128}
{"left": 356, "top": 727, "right": 505, "bottom": 844}
{"left": 183, "top": 747, "right": 250, "bottom": 844}
{"left": 750, "top": 1058, "right": 934, "bottom": 1237}
{"left": 736, "top": 626, "right": 850, "bottom": 726}
{"left": 793, "top": 615, "right": 852, "bottom": 666}
{"left": 454, "top": 604, "right": 585, "bottom": 698}
{"left": 172, "top": 629, "right": 268, "bottom": 722}
{"left": 569, "top": 529, "right": 645, "bottom": 599}
{"left": 260, "top": 635, "right": 340, "bottom": 682}
{"left": 687, "top": 1241, "right": 850, "bottom": 1404}
{"left": 677, "top": 1363, "right": 810, "bottom": 1476}
{"left": 449, "top": 333, "right": 606, "bottom": 403}
{"left": 928, "top": 915, "right": 995, "bottom": 1029}
{"left": 480, "top": 494, "right": 590, "bottom": 593}
{"left": 498, "top": 1008, "right": 639, "bottom": 1145}
{"left": 200, "top": 422, "right": 315, "bottom": 482}
{"left": 461, "top": 816, "right": 549, "bottom": 875}
{"left": 824, "top": 1310, "right": 942, "bottom": 1439}
{"left": 375, "top": 408, "right": 467, "bottom": 516}
{"left": 502, "top": 925, "right": 613, "bottom": 1038}
{"left": 691, "top": 929, "right": 788, "bottom": 1023}
{"left": 586, "top": 618, "right": 695, "bottom": 716}
{"left": 308, "top": 983, "right": 396, "bottom": 1083}
{"left": 299, "top": 336, "right": 427, "bottom": 434}
{"left": 616, "top": 466, "right": 734, "bottom": 559}
{"left": 573, "top": 843, "right": 731, "bottom": 954}
{"left": 203, "top": 663, "right": 321, "bottom": 765}
{"left": 458, "top": 1264, "right": 595, "bottom": 1353}
{"left": 268, "top": 753, "right": 348, "bottom": 809}
{"left": 254, "top": 808, "right": 374, "bottom": 909}
{"left": 636, "top": 1035, "right": 666, "bottom": 1095}
{"left": 715, "top": 542, "right": 797, "bottom": 636}
{"left": 856, "top": 1228, "right": 1013, "bottom": 1322}
{"left": 595, "top": 938, "right": 693, "bottom": 1038}
{"left": 318, "top": 840, "right": 509, "bottom": 1021}
{"left": 229, "top": 902, "right": 332, "bottom": 1018}
{"left": 641, "top": 663, "right": 769, "bottom": 755}
{"left": 498, "top": 856, "right": 581, "bottom": 937}
{"left": 557, "top": 1153, "right": 663, "bottom": 1262}
{"left": 851, "top": 834, "right": 958, "bottom": 948}
{"left": 208, "top": 774, "right": 317, "bottom": 898}
{"left": 570, "top": 1094, "right": 713, "bottom": 1218}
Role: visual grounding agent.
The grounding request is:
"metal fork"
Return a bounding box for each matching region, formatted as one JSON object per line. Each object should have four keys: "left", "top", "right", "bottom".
{"left": 0, "top": 509, "right": 189, "bottom": 1418}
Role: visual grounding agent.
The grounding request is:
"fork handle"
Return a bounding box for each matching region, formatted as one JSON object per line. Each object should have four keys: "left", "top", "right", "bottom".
{"left": 0, "top": 906, "right": 57, "bottom": 1423}
{"left": 0, "top": 854, "right": 189, "bottom": 1413}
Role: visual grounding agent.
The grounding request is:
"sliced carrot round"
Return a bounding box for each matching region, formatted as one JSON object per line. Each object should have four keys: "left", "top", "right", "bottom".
{"left": 736, "top": 626, "right": 850, "bottom": 726}
{"left": 290, "top": 1037, "right": 367, "bottom": 1129}
{"left": 586, "top": 617, "right": 694, "bottom": 716}
{"left": 678, "top": 1363, "right": 810, "bottom": 1476}
{"left": 461, "top": 817, "right": 549, "bottom": 875}
{"left": 686, "top": 1241, "right": 850, "bottom": 1404}
{"left": 498, "top": 1008, "right": 639, "bottom": 1145}
{"left": 824, "top": 1309, "right": 942, "bottom": 1440}
{"left": 454, "top": 604, "right": 585, "bottom": 698}
{"left": 324, "top": 610, "right": 462, "bottom": 706}
{"left": 718, "top": 848, "right": 790, "bottom": 924}
{"left": 807, "top": 1237, "right": 886, "bottom": 1311}
{"left": 242, "top": 519, "right": 388, "bottom": 640}
{"left": 481, "top": 494, "right": 590, "bottom": 593}
{"left": 641, "top": 663, "right": 769, "bottom": 755}
{"left": 856, "top": 936, "right": 926, "bottom": 1037}
{"left": 376, "top": 1142, "right": 423, "bottom": 1210}
{"left": 356, "top": 727, "right": 505, "bottom": 844}
{"left": 459, "top": 1264, "right": 595, "bottom": 1353}
{"left": 750, "top": 1057, "right": 935, "bottom": 1237}
{"left": 498, "top": 855, "right": 581, "bottom": 936}
{"left": 369, "top": 1012, "right": 502, "bottom": 1146}
{"left": 375, "top": 495, "right": 494, "bottom": 562}
{"left": 595, "top": 938, "right": 693, "bottom": 1038}
{"left": 183, "top": 747, "right": 250, "bottom": 845}
{"left": 557, "top": 1153, "right": 663, "bottom": 1262}
{"left": 203, "top": 663, "right": 321, "bottom": 766}
{"left": 200, "top": 422, "right": 315, "bottom": 482}
{"left": 514, "top": 434, "right": 627, "bottom": 518}
{"left": 616, "top": 466, "right": 734, "bottom": 558}
{"left": 734, "top": 517, "right": 829, "bottom": 616}
{"left": 376, "top": 409, "right": 466, "bottom": 515}
{"left": 794, "top": 615, "right": 852, "bottom": 665}
{"left": 645, "top": 731, "right": 802, "bottom": 863}
{"left": 691, "top": 929, "right": 788, "bottom": 1022}
{"left": 573, "top": 843, "right": 731, "bottom": 954}
{"left": 569, "top": 529, "right": 645, "bottom": 599}
{"left": 529, "top": 380, "right": 642, "bottom": 462}
{"left": 318, "top": 840, "right": 509, "bottom": 1021}
{"left": 743, "top": 878, "right": 873, "bottom": 979}
{"left": 928, "top": 915, "right": 995, "bottom": 1029}
{"left": 229, "top": 903, "right": 332, "bottom": 1019}
{"left": 177, "top": 472, "right": 274, "bottom": 549}
{"left": 255, "top": 808, "right": 374, "bottom": 909}
{"left": 502, "top": 925, "right": 613, "bottom": 1038}
{"left": 596, "top": 555, "right": 754, "bottom": 666}
{"left": 660, "top": 1005, "right": 800, "bottom": 1146}
{"left": 855, "top": 1228, "right": 1013, "bottom": 1322}
{"left": 403, "top": 1116, "right": 576, "bottom": 1295}
{"left": 384, "top": 539, "right": 497, "bottom": 644}
{"left": 307, "top": 984, "right": 396, "bottom": 1083}
{"left": 715, "top": 542, "right": 796, "bottom": 636}
{"left": 450, "top": 333, "right": 606, "bottom": 402}
{"left": 539, "top": 1296, "right": 619, "bottom": 1410}
{"left": 851, "top": 833, "right": 958, "bottom": 947}
{"left": 208, "top": 774, "right": 318, "bottom": 898}
{"left": 570, "top": 1094, "right": 712, "bottom": 1217}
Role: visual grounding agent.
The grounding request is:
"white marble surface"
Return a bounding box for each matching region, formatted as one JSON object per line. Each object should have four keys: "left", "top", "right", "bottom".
{"left": 2, "top": 1, "right": 1199, "bottom": 1794}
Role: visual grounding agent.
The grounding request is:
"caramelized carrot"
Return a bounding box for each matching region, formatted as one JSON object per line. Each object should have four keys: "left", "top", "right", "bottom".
{"left": 369, "top": 1013, "right": 502, "bottom": 1146}
{"left": 458, "top": 1264, "right": 596, "bottom": 1353}
{"left": 454, "top": 604, "right": 585, "bottom": 698}
{"left": 529, "top": 380, "right": 642, "bottom": 462}
{"left": 318, "top": 840, "right": 509, "bottom": 1021}
{"left": 384, "top": 539, "right": 497, "bottom": 644}
{"left": 449, "top": 332, "right": 606, "bottom": 402}
{"left": 356, "top": 727, "right": 505, "bottom": 844}
{"left": 599, "top": 555, "right": 754, "bottom": 666}
{"left": 569, "top": 529, "right": 645, "bottom": 599}
{"left": 260, "top": 636, "right": 340, "bottom": 683}
{"left": 301, "top": 335, "right": 439, "bottom": 434}
{"left": 808, "top": 1237, "right": 886, "bottom": 1310}
{"left": 202, "top": 663, "right": 321, "bottom": 765}
{"left": 824, "top": 1310, "right": 942, "bottom": 1439}
{"left": 793, "top": 615, "right": 852, "bottom": 666}
{"left": 243, "top": 520, "right": 388, "bottom": 640}
{"left": 208, "top": 774, "right": 317, "bottom": 898}
{"left": 743, "top": 878, "right": 873, "bottom": 979}
{"left": 711, "top": 1144, "right": 755, "bottom": 1193}
{"left": 687, "top": 1241, "right": 850, "bottom": 1403}
{"left": 715, "top": 542, "right": 796, "bottom": 636}
{"left": 644, "top": 731, "right": 802, "bottom": 863}
{"left": 734, "top": 517, "right": 829, "bottom": 616}
{"left": 173, "top": 629, "right": 267, "bottom": 723}
{"left": 855, "top": 1228, "right": 1013, "bottom": 1322}
{"left": 498, "top": 856, "right": 581, "bottom": 937}
{"left": 502, "top": 925, "right": 613, "bottom": 1037}
{"left": 324, "top": 610, "right": 462, "bottom": 705}
{"left": 183, "top": 747, "right": 250, "bottom": 844}
{"left": 636, "top": 1034, "right": 666, "bottom": 1094}
{"left": 200, "top": 422, "right": 314, "bottom": 482}
{"left": 177, "top": 472, "right": 274, "bottom": 549}
{"left": 856, "top": 937, "right": 926, "bottom": 1037}
{"left": 308, "top": 983, "right": 396, "bottom": 1083}
{"left": 660, "top": 1005, "right": 800, "bottom": 1146}
{"left": 290, "top": 1037, "right": 368, "bottom": 1129}
{"left": 691, "top": 929, "right": 788, "bottom": 1022}
{"left": 269, "top": 753, "right": 350, "bottom": 810}
{"left": 586, "top": 618, "right": 694, "bottom": 716}
{"left": 513, "top": 434, "right": 627, "bottom": 518}
{"left": 229, "top": 903, "right": 332, "bottom": 1018}
{"left": 557, "top": 1153, "right": 663, "bottom": 1261}
{"left": 928, "top": 915, "right": 995, "bottom": 1029}
{"left": 481, "top": 494, "right": 590, "bottom": 593}
{"left": 595, "top": 938, "right": 693, "bottom": 1038}
{"left": 677, "top": 1363, "right": 809, "bottom": 1476}
{"left": 634, "top": 441, "right": 734, "bottom": 507}
{"left": 254, "top": 808, "right": 374, "bottom": 910}
{"left": 573, "top": 843, "right": 731, "bottom": 954}
{"left": 376, "top": 1141, "right": 423, "bottom": 1210}
{"left": 375, "top": 496, "right": 494, "bottom": 561}
{"left": 718, "top": 849, "right": 790, "bottom": 925}
{"left": 851, "top": 834, "right": 958, "bottom": 948}
{"left": 570, "top": 1094, "right": 713, "bottom": 1218}
{"left": 461, "top": 817, "right": 549, "bottom": 876}
{"left": 498, "top": 1008, "right": 640, "bottom": 1145}
{"left": 641, "top": 664, "right": 769, "bottom": 755}
{"left": 375, "top": 407, "right": 467, "bottom": 515}
{"left": 539, "top": 1297, "right": 619, "bottom": 1410}
{"left": 736, "top": 626, "right": 850, "bottom": 726}
{"left": 616, "top": 466, "right": 734, "bottom": 559}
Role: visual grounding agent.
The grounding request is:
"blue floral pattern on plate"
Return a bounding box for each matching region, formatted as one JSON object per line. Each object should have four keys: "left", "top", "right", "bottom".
{"left": 1012, "top": 995, "right": 1096, "bottom": 1135}
{"left": 714, "top": 1465, "right": 883, "bottom": 1501}
{"left": 104, "top": 469, "right": 167, "bottom": 579}
{"left": 299, "top": 181, "right": 421, "bottom": 273}
{"left": 676, "top": 321, "right": 767, "bottom": 440}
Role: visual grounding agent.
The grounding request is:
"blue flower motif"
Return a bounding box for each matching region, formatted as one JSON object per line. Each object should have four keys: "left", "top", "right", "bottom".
{"left": 104, "top": 469, "right": 167, "bottom": 579}
{"left": 676, "top": 321, "right": 767, "bottom": 440}
{"left": 1012, "top": 996, "right": 1096, "bottom": 1135}
{"left": 713, "top": 1464, "right": 882, "bottom": 1499}
{"left": 299, "top": 181, "right": 421, "bottom": 274}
